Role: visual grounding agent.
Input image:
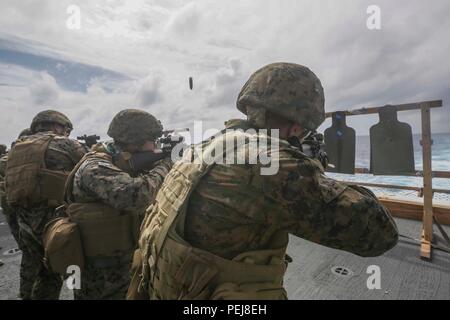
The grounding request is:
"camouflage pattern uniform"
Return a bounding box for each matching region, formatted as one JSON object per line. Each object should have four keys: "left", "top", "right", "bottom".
{"left": 0, "top": 150, "right": 8, "bottom": 190}
{"left": 0, "top": 144, "right": 6, "bottom": 184}
{"left": 133, "top": 63, "right": 399, "bottom": 300}
{"left": 1, "top": 152, "right": 22, "bottom": 245}
{"left": 1, "top": 131, "right": 31, "bottom": 241}
{"left": 0, "top": 153, "right": 6, "bottom": 178}
{"left": 0, "top": 153, "right": 16, "bottom": 241}
{"left": 0, "top": 144, "right": 6, "bottom": 157}
{"left": 0, "top": 152, "right": 6, "bottom": 224}
{"left": 2, "top": 154, "right": 32, "bottom": 299}
{"left": 187, "top": 63, "right": 397, "bottom": 259}
{"left": 67, "top": 109, "right": 172, "bottom": 300}
{"left": 0, "top": 131, "right": 32, "bottom": 298}
{"left": 185, "top": 120, "right": 398, "bottom": 259}
{"left": 7, "top": 112, "right": 86, "bottom": 300}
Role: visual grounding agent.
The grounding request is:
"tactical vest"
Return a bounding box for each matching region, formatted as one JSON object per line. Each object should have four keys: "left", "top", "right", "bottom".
{"left": 138, "top": 129, "right": 291, "bottom": 300}
{"left": 5, "top": 134, "right": 69, "bottom": 208}
{"left": 64, "top": 151, "right": 140, "bottom": 258}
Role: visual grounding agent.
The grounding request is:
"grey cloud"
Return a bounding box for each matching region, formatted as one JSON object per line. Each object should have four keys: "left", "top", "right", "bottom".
{"left": 1, "top": 0, "right": 450, "bottom": 145}
{"left": 29, "top": 72, "right": 59, "bottom": 105}
{"left": 205, "top": 58, "right": 244, "bottom": 108}
{"left": 166, "top": 3, "right": 201, "bottom": 36}
{"left": 135, "top": 73, "right": 164, "bottom": 107}
{"left": 206, "top": 38, "right": 252, "bottom": 51}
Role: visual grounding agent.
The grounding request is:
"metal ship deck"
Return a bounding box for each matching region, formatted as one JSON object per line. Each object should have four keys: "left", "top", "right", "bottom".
{"left": 1, "top": 208, "right": 448, "bottom": 300}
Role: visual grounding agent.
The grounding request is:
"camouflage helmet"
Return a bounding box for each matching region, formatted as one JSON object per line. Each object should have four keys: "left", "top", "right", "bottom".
{"left": 237, "top": 62, "right": 325, "bottom": 130}
{"left": 107, "top": 109, "right": 163, "bottom": 145}
{"left": 18, "top": 128, "right": 32, "bottom": 138}
{"left": 30, "top": 110, "right": 73, "bottom": 134}
{"left": 0, "top": 144, "right": 6, "bottom": 155}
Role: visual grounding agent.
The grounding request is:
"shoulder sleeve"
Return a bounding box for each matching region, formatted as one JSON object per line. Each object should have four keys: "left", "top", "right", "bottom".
{"left": 79, "top": 157, "right": 172, "bottom": 212}
{"left": 260, "top": 150, "right": 398, "bottom": 257}
{"left": 51, "top": 137, "right": 88, "bottom": 164}
{"left": 66, "top": 138, "right": 88, "bottom": 163}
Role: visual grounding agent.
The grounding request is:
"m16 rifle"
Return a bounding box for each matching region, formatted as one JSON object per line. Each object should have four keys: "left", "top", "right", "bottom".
{"left": 303, "top": 132, "right": 329, "bottom": 170}
{"left": 158, "top": 128, "right": 189, "bottom": 154}
{"left": 299, "top": 131, "right": 329, "bottom": 170}
{"left": 77, "top": 135, "right": 101, "bottom": 148}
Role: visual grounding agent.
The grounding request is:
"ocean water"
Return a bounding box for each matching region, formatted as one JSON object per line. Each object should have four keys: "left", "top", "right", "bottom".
{"left": 327, "top": 133, "right": 450, "bottom": 200}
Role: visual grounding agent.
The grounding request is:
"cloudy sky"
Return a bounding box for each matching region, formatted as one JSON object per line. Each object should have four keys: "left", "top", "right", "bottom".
{"left": 0, "top": 0, "right": 449, "bottom": 144}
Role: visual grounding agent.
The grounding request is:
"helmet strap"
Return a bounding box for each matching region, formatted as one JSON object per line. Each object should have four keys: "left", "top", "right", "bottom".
{"left": 246, "top": 105, "right": 266, "bottom": 128}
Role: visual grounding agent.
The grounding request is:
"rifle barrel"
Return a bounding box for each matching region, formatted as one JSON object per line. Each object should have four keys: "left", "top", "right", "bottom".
{"left": 162, "top": 128, "right": 190, "bottom": 135}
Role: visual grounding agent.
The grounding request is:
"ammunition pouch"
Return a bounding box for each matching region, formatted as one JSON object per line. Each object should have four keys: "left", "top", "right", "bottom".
{"left": 150, "top": 237, "right": 287, "bottom": 300}
{"left": 67, "top": 203, "right": 139, "bottom": 258}
{"left": 43, "top": 215, "right": 85, "bottom": 275}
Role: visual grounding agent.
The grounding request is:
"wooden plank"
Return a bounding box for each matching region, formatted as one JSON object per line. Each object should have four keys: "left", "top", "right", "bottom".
{"left": 342, "top": 181, "right": 421, "bottom": 192}
{"left": 378, "top": 196, "right": 450, "bottom": 226}
{"left": 339, "top": 180, "right": 450, "bottom": 196}
{"left": 421, "top": 104, "right": 434, "bottom": 255}
{"left": 433, "top": 188, "right": 450, "bottom": 194}
{"left": 354, "top": 167, "right": 371, "bottom": 174}
{"left": 325, "top": 100, "right": 442, "bottom": 118}
{"left": 420, "top": 240, "right": 432, "bottom": 260}
{"left": 435, "top": 171, "right": 450, "bottom": 179}
{"left": 350, "top": 168, "right": 450, "bottom": 179}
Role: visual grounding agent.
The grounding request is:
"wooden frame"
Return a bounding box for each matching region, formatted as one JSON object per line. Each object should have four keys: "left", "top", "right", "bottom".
{"left": 326, "top": 100, "right": 448, "bottom": 260}
{"left": 377, "top": 196, "right": 450, "bottom": 226}
{"left": 354, "top": 168, "right": 450, "bottom": 179}
{"left": 339, "top": 181, "right": 450, "bottom": 196}
{"left": 420, "top": 104, "right": 434, "bottom": 259}
{"left": 325, "top": 100, "right": 442, "bottom": 118}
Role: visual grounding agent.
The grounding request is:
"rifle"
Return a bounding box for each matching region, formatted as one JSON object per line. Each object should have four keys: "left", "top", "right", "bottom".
{"left": 300, "top": 131, "right": 329, "bottom": 170}
{"left": 77, "top": 135, "right": 101, "bottom": 148}
{"left": 158, "top": 128, "right": 189, "bottom": 154}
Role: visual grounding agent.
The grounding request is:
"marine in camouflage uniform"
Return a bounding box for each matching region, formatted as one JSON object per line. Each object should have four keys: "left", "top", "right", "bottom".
{"left": 5, "top": 112, "right": 87, "bottom": 300}
{"left": 132, "top": 63, "right": 399, "bottom": 300}
{"left": 0, "top": 130, "right": 34, "bottom": 299}
{"left": 0, "top": 144, "right": 7, "bottom": 180}
{"left": 0, "top": 147, "right": 8, "bottom": 270}
{"left": 0, "top": 150, "right": 5, "bottom": 212}
{"left": 1, "top": 131, "right": 30, "bottom": 250}
{"left": 66, "top": 109, "right": 172, "bottom": 300}
{"left": 0, "top": 144, "right": 8, "bottom": 193}
{"left": 0, "top": 144, "right": 6, "bottom": 157}
{"left": 0, "top": 147, "right": 13, "bottom": 238}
